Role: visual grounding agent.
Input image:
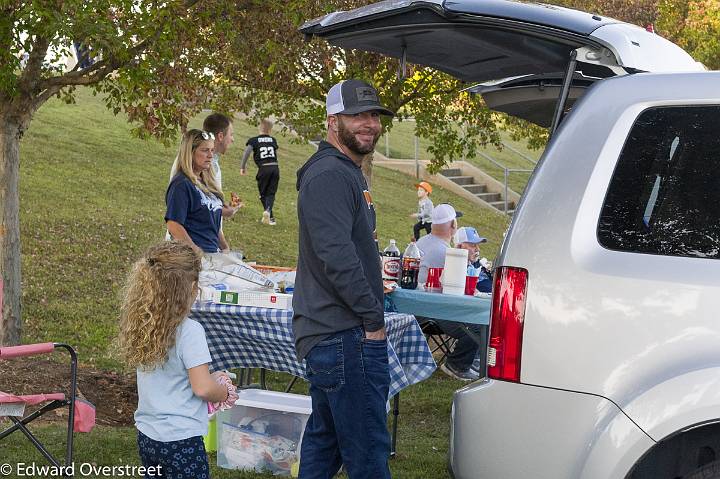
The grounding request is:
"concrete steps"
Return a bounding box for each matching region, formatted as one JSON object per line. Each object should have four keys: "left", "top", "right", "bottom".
{"left": 371, "top": 153, "right": 521, "bottom": 217}
{"left": 440, "top": 168, "right": 516, "bottom": 215}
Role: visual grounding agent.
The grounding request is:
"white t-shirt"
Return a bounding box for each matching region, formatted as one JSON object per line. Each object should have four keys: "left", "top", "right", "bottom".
{"left": 134, "top": 318, "right": 212, "bottom": 442}
{"left": 416, "top": 233, "right": 450, "bottom": 284}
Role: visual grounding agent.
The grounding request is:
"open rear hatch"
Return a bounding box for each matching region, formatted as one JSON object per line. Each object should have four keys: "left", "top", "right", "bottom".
{"left": 301, "top": 0, "right": 702, "bottom": 127}
{"left": 466, "top": 72, "right": 596, "bottom": 127}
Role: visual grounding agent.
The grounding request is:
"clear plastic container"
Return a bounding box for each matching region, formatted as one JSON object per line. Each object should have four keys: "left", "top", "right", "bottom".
{"left": 216, "top": 390, "right": 311, "bottom": 476}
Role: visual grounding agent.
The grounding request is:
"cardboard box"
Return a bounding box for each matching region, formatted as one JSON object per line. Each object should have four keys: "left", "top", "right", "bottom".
{"left": 212, "top": 290, "right": 293, "bottom": 310}
{"left": 216, "top": 390, "right": 312, "bottom": 476}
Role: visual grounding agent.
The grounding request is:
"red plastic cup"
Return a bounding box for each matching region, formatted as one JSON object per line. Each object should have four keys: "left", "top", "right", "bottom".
{"left": 464, "top": 275, "right": 479, "bottom": 295}
{"left": 425, "top": 267, "right": 443, "bottom": 292}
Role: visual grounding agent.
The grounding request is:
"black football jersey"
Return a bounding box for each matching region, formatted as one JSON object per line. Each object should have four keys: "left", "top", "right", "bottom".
{"left": 246, "top": 135, "right": 279, "bottom": 167}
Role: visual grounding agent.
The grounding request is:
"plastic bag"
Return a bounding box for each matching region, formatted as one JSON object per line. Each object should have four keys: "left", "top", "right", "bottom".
{"left": 200, "top": 253, "right": 274, "bottom": 292}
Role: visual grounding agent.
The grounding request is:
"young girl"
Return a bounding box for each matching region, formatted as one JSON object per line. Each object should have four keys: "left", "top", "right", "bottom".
{"left": 119, "top": 241, "right": 234, "bottom": 478}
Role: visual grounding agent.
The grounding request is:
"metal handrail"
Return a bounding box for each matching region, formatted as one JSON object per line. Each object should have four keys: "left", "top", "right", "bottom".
{"left": 476, "top": 152, "right": 532, "bottom": 213}
{"left": 501, "top": 142, "right": 538, "bottom": 165}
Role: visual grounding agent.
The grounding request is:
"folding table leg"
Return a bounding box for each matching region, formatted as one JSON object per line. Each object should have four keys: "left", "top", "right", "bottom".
{"left": 284, "top": 376, "right": 299, "bottom": 393}
{"left": 390, "top": 393, "right": 400, "bottom": 458}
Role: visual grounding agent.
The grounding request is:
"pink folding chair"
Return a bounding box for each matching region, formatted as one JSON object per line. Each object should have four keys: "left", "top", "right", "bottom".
{"left": 0, "top": 342, "right": 95, "bottom": 469}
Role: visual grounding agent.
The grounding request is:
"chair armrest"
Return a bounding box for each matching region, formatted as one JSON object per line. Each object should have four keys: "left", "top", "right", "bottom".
{"left": 0, "top": 342, "right": 55, "bottom": 359}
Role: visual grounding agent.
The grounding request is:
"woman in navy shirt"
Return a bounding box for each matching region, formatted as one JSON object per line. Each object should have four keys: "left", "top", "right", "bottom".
{"left": 166, "top": 129, "right": 230, "bottom": 253}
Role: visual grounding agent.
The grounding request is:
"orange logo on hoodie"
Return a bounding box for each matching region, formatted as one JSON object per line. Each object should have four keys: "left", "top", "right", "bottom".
{"left": 363, "top": 190, "right": 374, "bottom": 209}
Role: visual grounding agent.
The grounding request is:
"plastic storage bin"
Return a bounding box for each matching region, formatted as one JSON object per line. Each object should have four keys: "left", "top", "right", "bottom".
{"left": 216, "top": 389, "right": 312, "bottom": 476}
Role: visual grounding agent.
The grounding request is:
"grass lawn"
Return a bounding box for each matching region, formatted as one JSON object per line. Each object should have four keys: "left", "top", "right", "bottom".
{"left": 6, "top": 87, "right": 511, "bottom": 477}
{"left": 2, "top": 372, "right": 460, "bottom": 478}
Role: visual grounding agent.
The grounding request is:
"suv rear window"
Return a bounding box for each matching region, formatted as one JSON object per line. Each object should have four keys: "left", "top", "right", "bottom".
{"left": 598, "top": 105, "right": 720, "bottom": 259}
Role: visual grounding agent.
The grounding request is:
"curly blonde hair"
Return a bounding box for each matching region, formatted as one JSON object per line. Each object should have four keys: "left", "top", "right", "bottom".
{"left": 118, "top": 241, "right": 202, "bottom": 369}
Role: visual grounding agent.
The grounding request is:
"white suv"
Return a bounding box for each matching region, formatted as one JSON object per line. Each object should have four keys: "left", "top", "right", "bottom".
{"left": 303, "top": 1, "right": 720, "bottom": 478}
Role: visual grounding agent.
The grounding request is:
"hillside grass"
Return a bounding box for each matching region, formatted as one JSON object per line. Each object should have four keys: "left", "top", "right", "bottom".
{"left": 7, "top": 88, "right": 512, "bottom": 477}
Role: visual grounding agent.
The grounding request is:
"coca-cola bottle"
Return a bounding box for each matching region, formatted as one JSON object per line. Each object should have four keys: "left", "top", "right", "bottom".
{"left": 400, "top": 241, "right": 421, "bottom": 289}
{"left": 381, "top": 239, "right": 401, "bottom": 282}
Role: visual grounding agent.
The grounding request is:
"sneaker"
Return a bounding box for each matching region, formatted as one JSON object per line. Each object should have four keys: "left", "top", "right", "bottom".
{"left": 261, "top": 210, "right": 270, "bottom": 224}
{"left": 269, "top": 218, "right": 277, "bottom": 226}
{"left": 440, "top": 362, "right": 480, "bottom": 382}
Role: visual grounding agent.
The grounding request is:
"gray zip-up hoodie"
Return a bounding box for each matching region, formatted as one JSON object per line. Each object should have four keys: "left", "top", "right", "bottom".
{"left": 292, "top": 141, "right": 384, "bottom": 360}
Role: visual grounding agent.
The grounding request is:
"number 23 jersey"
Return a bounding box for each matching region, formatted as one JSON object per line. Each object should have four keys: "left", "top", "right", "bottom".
{"left": 246, "top": 134, "right": 279, "bottom": 167}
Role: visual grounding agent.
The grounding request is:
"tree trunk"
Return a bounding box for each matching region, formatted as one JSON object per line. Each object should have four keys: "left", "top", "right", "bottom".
{"left": 0, "top": 110, "right": 26, "bottom": 346}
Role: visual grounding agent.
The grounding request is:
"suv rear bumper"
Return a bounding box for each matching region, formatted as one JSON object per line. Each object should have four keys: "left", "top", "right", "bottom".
{"left": 449, "top": 378, "right": 654, "bottom": 479}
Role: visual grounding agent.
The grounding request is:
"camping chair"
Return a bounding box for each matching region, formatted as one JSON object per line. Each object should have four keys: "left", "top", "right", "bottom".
{"left": 0, "top": 342, "right": 95, "bottom": 470}
{"left": 418, "top": 319, "right": 457, "bottom": 366}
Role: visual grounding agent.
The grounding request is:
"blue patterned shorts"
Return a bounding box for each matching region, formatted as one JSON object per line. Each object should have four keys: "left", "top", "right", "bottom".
{"left": 137, "top": 430, "right": 210, "bottom": 479}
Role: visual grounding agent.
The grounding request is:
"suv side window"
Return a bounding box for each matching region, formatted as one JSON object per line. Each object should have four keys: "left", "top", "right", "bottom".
{"left": 598, "top": 106, "right": 720, "bottom": 259}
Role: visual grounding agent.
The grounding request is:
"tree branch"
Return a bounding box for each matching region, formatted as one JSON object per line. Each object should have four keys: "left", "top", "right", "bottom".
{"left": 17, "top": 35, "right": 50, "bottom": 94}
{"left": 30, "top": 84, "right": 62, "bottom": 113}
{"left": 38, "top": 0, "right": 208, "bottom": 92}
{"left": 39, "top": 31, "right": 161, "bottom": 90}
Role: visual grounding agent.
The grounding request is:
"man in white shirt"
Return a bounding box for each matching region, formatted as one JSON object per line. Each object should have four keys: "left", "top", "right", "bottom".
{"left": 416, "top": 203, "right": 461, "bottom": 283}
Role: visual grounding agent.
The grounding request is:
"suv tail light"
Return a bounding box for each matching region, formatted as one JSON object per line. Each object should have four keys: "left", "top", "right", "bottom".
{"left": 487, "top": 267, "right": 528, "bottom": 382}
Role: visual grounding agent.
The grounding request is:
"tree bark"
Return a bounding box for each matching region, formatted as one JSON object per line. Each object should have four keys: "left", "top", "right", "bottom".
{"left": 0, "top": 107, "right": 29, "bottom": 346}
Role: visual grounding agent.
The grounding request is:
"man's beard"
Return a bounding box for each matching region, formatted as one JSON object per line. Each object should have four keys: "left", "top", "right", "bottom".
{"left": 337, "top": 118, "right": 379, "bottom": 155}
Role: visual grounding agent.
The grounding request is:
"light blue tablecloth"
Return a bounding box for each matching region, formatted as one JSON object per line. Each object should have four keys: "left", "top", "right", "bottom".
{"left": 388, "top": 288, "right": 491, "bottom": 325}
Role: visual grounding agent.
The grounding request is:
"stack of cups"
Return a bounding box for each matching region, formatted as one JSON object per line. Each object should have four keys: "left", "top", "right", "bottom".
{"left": 442, "top": 248, "right": 469, "bottom": 295}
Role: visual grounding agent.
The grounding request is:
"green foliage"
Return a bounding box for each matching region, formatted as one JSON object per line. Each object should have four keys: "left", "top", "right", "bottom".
{"left": 2, "top": 0, "right": 546, "bottom": 175}
{"left": 190, "top": 0, "right": 536, "bottom": 173}
{"left": 657, "top": 0, "right": 720, "bottom": 69}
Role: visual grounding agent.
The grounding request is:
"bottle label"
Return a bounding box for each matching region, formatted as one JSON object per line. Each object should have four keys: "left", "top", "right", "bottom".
{"left": 400, "top": 257, "right": 420, "bottom": 289}
{"left": 382, "top": 256, "right": 401, "bottom": 280}
{"left": 402, "top": 257, "right": 420, "bottom": 271}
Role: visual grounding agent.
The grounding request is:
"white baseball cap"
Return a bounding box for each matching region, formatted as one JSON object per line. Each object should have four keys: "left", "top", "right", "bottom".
{"left": 431, "top": 203, "right": 462, "bottom": 224}
{"left": 454, "top": 226, "right": 487, "bottom": 245}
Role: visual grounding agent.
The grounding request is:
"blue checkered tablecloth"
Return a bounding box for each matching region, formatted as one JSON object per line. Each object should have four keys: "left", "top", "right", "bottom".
{"left": 190, "top": 302, "right": 436, "bottom": 399}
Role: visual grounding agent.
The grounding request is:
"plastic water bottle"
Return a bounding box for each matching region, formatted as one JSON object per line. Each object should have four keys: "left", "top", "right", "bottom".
{"left": 381, "top": 239, "right": 401, "bottom": 281}
{"left": 400, "top": 241, "right": 421, "bottom": 289}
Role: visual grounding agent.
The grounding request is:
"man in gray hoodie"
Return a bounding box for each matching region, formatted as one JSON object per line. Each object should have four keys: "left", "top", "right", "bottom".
{"left": 293, "top": 79, "right": 394, "bottom": 479}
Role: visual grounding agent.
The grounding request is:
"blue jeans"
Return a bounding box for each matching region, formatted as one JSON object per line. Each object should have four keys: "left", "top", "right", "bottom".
{"left": 299, "top": 326, "right": 392, "bottom": 479}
